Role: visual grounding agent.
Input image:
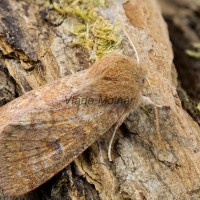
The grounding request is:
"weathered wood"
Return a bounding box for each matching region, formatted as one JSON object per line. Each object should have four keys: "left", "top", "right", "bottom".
{"left": 0, "top": 0, "right": 200, "bottom": 199}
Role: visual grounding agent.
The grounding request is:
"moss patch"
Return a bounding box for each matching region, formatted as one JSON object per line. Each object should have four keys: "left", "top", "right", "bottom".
{"left": 177, "top": 86, "right": 200, "bottom": 125}
{"left": 52, "top": 0, "right": 122, "bottom": 61}
{"left": 186, "top": 43, "right": 200, "bottom": 59}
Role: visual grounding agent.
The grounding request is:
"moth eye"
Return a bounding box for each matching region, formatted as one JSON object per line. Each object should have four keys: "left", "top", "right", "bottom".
{"left": 103, "top": 76, "right": 112, "bottom": 81}
{"left": 142, "top": 79, "right": 145, "bottom": 84}
{"left": 103, "top": 76, "right": 117, "bottom": 81}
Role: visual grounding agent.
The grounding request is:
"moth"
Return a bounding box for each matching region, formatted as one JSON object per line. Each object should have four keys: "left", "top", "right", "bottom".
{"left": 0, "top": 53, "right": 147, "bottom": 196}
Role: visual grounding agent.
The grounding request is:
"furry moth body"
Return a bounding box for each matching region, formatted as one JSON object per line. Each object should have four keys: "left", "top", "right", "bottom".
{"left": 0, "top": 53, "right": 146, "bottom": 196}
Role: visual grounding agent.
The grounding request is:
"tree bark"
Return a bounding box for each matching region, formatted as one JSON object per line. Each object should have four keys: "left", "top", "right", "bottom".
{"left": 0, "top": 0, "right": 200, "bottom": 200}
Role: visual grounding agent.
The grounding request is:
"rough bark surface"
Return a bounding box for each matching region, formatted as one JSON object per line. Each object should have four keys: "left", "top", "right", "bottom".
{"left": 0, "top": 0, "right": 200, "bottom": 200}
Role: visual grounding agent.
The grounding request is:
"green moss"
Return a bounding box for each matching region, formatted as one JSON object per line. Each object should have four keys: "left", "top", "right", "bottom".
{"left": 177, "top": 86, "right": 200, "bottom": 124}
{"left": 186, "top": 43, "right": 200, "bottom": 59}
{"left": 52, "top": 0, "right": 121, "bottom": 61}
{"left": 197, "top": 102, "right": 200, "bottom": 112}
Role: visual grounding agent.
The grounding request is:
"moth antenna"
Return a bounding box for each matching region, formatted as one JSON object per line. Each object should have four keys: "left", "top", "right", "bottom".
{"left": 108, "top": 126, "right": 118, "bottom": 162}
{"left": 108, "top": 112, "right": 128, "bottom": 161}
{"left": 145, "top": 78, "right": 152, "bottom": 95}
{"left": 122, "top": 26, "right": 140, "bottom": 64}
{"left": 153, "top": 106, "right": 161, "bottom": 140}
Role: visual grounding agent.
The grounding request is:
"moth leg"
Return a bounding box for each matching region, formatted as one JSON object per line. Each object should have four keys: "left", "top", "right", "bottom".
{"left": 108, "top": 112, "right": 128, "bottom": 162}
{"left": 141, "top": 95, "right": 162, "bottom": 108}
{"left": 141, "top": 95, "right": 162, "bottom": 138}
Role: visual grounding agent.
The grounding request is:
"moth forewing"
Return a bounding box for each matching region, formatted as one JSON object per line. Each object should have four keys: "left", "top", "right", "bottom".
{"left": 0, "top": 53, "right": 145, "bottom": 196}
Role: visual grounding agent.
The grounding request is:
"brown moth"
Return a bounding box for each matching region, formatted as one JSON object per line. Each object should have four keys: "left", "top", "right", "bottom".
{"left": 0, "top": 53, "right": 146, "bottom": 196}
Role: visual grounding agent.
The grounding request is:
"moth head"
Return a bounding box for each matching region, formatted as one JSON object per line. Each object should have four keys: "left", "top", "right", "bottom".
{"left": 88, "top": 53, "right": 147, "bottom": 107}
